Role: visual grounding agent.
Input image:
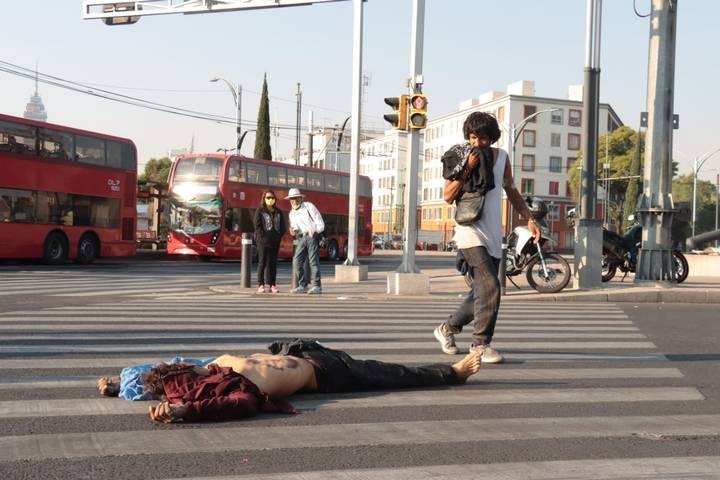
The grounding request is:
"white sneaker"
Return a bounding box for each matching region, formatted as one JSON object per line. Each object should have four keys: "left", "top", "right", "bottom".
{"left": 470, "top": 344, "right": 504, "bottom": 364}
{"left": 290, "top": 285, "right": 307, "bottom": 294}
{"left": 433, "top": 325, "right": 459, "bottom": 355}
{"left": 307, "top": 286, "right": 322, "bottom": 295}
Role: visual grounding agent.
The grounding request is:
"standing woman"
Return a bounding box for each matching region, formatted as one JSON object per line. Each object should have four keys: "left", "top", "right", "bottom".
{"left": 253, "top": 189, "right": 286, "bottom": 293}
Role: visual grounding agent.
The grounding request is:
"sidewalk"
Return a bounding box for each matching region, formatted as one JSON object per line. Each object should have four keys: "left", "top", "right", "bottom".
{"left": 210, "top": 266, "right": 720, "bottom": 304}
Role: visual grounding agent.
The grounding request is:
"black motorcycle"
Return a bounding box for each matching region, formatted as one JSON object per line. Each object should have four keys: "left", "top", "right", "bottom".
{"left": 601, "top": 214, "right": 689, "bottom": 283}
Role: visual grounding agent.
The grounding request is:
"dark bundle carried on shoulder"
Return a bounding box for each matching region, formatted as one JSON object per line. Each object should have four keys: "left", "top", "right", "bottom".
{"left": 441, "top": 144, "right": 495, "bottom": 225}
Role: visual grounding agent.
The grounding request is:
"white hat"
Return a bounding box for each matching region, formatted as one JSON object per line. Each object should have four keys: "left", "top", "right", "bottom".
{"left": 284, "top": 188, "right": 304, "bottom": 199}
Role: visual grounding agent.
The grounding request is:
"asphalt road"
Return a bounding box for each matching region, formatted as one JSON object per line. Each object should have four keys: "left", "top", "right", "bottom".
{"left": 0, "top": 256, "right": 719, "bottom": 479}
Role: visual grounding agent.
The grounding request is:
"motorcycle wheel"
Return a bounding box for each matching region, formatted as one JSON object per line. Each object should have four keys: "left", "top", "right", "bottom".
{"left": 526, "top": 253, "right": 571, "bottom": 294}
{"left": 673, "top": 251, "right": 689, "bottom": 284}
{"left": 601, "top": 254, "right": 617, "bottom": 282}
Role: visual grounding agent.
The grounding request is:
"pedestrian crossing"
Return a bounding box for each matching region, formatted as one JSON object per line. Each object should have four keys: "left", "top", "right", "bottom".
{"left": 0, "top": 296, "right": 718, "bottom": 478}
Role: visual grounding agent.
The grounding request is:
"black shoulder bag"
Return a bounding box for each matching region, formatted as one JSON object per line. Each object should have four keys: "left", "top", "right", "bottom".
{"left": 454, "top": 190, "right": 486, "bottom": 225}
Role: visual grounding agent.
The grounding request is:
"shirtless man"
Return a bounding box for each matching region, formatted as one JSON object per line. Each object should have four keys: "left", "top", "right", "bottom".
{"left": 97, "top": 339, "right": 482, "bottom": 423}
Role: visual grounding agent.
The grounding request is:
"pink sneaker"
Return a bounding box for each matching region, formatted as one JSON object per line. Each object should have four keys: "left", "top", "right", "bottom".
{"left": 257, "top": 285, "right": 266, "bottom": 293}
{"left": 270, "top": 285, "right": 279, "bottom": 294}
{"left": 264, "top": 285, "right": 271, "bottom": 293}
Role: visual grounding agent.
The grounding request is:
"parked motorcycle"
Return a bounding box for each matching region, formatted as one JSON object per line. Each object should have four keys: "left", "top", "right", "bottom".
{"left": 601, "top": 214, "right": 689, "bottom": 283}
{"left": 464, "top": 197, "right": 571, "bottom": 294}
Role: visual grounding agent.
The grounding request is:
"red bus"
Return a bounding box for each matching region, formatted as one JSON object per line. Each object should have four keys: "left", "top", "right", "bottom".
{"left": 166, "top": 153, "right": 373, "bottom": 260}
{"left": 0, "top": 113, "right": 137, "bottom": 264}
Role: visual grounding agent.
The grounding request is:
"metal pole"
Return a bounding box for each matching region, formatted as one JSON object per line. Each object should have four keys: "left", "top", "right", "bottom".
{"left": 240, "top": 232, "right": 252, "bottom": 288}
{"left": 573, "top": 0, "right": 603, "bottom": 289}
{"left": 715, "top": 174, "right": 720, "bottom": 248}
{"left": 342, "top": 0, "right": 364, "bottom": 267}
{"left": 508, "top": 126, "right": 516, "bottom": 233}
{"left": 398, "top": 0, "right": 425, "bottom": 274}
{"left": 692, "top": 157, "right": 698, "bottom": 238}
{"left": 499, "top": 237, "right": 507, "bottom": 295}
{"left": 636, "top": 0, "right": 678, "bottom": 282}
{"left": 235, "top": 83, "right": 242, "bottom": 154}
{"left": 295, "top": 83, "right": 301, "bottom": 165}
{"left": 307, "top": 110, "right": 314, "bottom": 168}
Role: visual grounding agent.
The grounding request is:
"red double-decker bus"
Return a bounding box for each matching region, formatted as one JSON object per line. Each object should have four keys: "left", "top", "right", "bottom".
{"left": 0, "top": 113, "right": 137, "bottom": 264}
{"left": 166, "top": 153, "right": 373, "bottom": 260}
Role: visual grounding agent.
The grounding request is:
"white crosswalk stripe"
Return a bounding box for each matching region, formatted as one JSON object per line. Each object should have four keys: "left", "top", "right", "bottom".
{"left": 0, "top": 295, "right": 714, "bottom": 478}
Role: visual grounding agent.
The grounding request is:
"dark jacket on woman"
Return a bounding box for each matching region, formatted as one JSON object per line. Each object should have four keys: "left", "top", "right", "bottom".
{"left": 253, "top": 206, "right": 286, "bottom": 244}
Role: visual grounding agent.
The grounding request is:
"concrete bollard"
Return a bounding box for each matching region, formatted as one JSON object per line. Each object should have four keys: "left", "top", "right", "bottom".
{"left": 240, "top": 232, "right": 252, "bottom": 288}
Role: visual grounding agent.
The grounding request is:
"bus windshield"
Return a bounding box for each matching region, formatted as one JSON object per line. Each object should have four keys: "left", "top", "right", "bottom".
{"left": 174, "top": 156, "right": 223, "bottom": 182}
{"left": 169, "top": 195, "right": 222, "bottom": 235}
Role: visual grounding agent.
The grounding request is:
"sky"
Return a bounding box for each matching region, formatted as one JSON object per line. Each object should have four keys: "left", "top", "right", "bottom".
{"left": 1, "top": 0, "right": 719, "bottom": 183}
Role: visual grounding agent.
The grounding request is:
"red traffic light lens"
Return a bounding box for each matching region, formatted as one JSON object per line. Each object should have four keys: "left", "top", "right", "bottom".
{"left": 410, "top": 95, "right": 427, "bottom": 110}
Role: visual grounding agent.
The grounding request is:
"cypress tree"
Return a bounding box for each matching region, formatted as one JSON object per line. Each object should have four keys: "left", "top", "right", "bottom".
{"left": 254, "top": 73, "right": 272, "bottom": 160}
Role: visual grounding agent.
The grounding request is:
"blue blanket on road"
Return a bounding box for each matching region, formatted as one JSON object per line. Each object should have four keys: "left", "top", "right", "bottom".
{"left": 119, "top": 356, "right": 215, "bottom": 400}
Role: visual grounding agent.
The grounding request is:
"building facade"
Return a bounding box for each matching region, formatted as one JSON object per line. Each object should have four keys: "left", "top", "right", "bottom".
{"left": 420, "top": 80, "right": 623, "bottom": 250}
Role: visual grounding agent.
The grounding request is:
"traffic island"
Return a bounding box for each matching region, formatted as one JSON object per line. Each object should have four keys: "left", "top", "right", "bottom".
{"left": 334, "top": 264, "right": 368, "bottom": 282}
{"left": 387, "top": 272, "right": 430, "bottom": 295}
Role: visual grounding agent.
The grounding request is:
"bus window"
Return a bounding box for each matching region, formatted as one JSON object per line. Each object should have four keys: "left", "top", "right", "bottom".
{"left": 341, "top": 176, "right": 350, "bottom": 194}
{"left": 228, "top": 160, "right": 245, "bottom": 182}
{"left": 307, "top": 172, "right": 323, "bottom": 191}
{"left": 287, "top": 168, "right": 306, "bottom": 188}
{"left": 0, "top": 120, "right": 36, "bottom": 155}
{"left": 120, "top": 142, "right": 136, "bottom": 171}
{"left": 106, "top": 140, "right": 124, "bottom": 168}
{"left": 325, "top": 174, "right": 340, "bottom": 193}
{"left": 268, "top": 166, "right": 287, "bottom": 186}
{"left": 174, "top": 156, "right": 223, "bottom": 181}
{"left": 39, "top": 128, "right": 74, "bottom": 162}
{"left": 246, "top": 163, "right": 267, "bottom": 184}
{"left": 76, "top": 135, "right": 106, "bottom": 166}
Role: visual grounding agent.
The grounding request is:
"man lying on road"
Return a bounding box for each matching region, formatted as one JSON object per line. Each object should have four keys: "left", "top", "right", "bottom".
{"left": 97, "top": 338, "right": 482, "bottom": 423}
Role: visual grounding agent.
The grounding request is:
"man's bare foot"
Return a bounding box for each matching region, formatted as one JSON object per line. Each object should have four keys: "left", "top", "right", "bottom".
{"left": 451, "top": 351, "right": 482, "bottom": 380}
{"left": 97, "top": 376, "right": 121, "bottom": 397}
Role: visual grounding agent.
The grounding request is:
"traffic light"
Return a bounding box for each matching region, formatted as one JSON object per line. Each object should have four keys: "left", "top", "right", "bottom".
{"left": 383, "top": 95, "right": 408, "bottom": 130}
{"left": 408, "top": 93, "right": 428, "bottom": 129}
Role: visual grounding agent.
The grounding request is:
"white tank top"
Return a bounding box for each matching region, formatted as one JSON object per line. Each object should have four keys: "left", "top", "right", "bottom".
{"left": 452, "top": 149, "right": 506, "bottom": 259}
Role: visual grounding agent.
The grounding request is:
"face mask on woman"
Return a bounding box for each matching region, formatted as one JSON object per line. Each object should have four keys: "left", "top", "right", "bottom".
{"left": 264, "top": 196, "right": 276, "bottom": 207}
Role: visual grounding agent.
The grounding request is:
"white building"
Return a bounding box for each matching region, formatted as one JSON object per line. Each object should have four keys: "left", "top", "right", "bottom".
{"left": 420, "top": 80, "right": 623, "bottom": 249}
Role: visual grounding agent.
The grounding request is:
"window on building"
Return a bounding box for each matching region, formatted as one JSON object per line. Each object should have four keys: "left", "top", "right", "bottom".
{"left": 567, "top": 157, "right": 577, "bottom": 172}
{"left": 521, "top": 178, "right": 534, "bottom": 195}
{"left": 497, "top": 105, "right": 505, "bottom": 123}
{"left": 523, "top": 105, "right": 537, "bottom": 122}
{"left": 522, "top": 130, "right": 536, "bottom": 147}
{"left": 548, "top": 203, "right": 560, "bottom": 220}
{"left": 549, "top": 156, "right": 562, "bottom": 173}
{"left": 569, "top": 109, "right": 582, "bottom": 127}
{"left": 568, "top": 133, "right": 581, "bottom": 150}
{"left": 521, "top": 154, "right": 535, "bottom": 172}
{"left": 566, "top": 181, "right": 573, "bottom": 198}
{"left": 564, "top": 231, "right": 574, "bottom": 249}
{"left": 549, "top": 181, "right": 559, "bottom": 195}
{"left": 551, "top": 132, "right": 561, "bottom": 148}
{"left": 551, "top": 109, "right": 563, "bottom": 125}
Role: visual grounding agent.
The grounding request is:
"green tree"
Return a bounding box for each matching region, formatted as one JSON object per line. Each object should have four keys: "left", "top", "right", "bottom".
{"left": 621, "top": 131, "right": 643, "bottom": 231}
{"left": 254, "top": 73, "right": 272, "bottom": 160}
{"left": 567, "top": 126, "right": 643, "bottom": 227}
{"left": 139, "top": 157, "right": 172, "bottom": 184}
{"left": 672, "top": 174, "right": 717, "bottom": 235}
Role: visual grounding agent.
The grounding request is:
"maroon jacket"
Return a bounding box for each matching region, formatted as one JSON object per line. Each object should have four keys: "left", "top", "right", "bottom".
{"left": 161, "top": 364, "right": 297, "bottom": 421}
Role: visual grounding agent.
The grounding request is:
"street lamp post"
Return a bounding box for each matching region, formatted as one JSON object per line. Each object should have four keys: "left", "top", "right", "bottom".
{"left": 503, "top": 108, "right": 560, "bottom": 231}
{"left": 210, "top": 77, "right": 242, "bottom": 154}
{"left": 692, "top": 147, "right": 720, "bottom": 238}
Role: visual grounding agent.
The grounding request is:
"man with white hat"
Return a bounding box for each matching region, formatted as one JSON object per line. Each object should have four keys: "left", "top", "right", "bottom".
{"left": 285, "top": 188, "right": 325, "bottom": 294}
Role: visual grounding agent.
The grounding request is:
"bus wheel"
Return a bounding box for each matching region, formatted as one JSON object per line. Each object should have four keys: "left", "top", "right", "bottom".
{"left": 77, "top": 234, "right": 99, "bottom": 265}
{"left": 326, "top": 240, "right": 339, "bottom": 261}
{"left": 43, "top": 232, "right": 68, "bottom": 265}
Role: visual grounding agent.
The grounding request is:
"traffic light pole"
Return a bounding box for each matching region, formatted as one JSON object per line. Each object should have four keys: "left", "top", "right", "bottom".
{"left": 388, "top": 0, "right": 429, "bottom": 295}
{"left": 636, "top": 0, "right": 678, "bottom": 283}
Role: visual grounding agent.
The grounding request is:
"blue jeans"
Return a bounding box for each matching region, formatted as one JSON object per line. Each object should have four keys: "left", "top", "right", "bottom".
{"left": 294, "top": 233, "right": 321, "bottom": 288}
{"left": 445, "top": 245, "right": 500, "bottom": 346}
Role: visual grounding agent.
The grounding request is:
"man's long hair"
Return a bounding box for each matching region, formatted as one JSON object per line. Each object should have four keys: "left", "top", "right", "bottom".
{"left": 463, "top": 111, "right": 501, "bottom": 144}
{"left": 141, "top": 362, "right": 198, "bottom": 398}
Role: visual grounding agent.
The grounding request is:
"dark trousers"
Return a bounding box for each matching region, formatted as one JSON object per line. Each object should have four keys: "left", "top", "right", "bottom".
{"left": 257, "top": 240, "right": 280, "bottom": 286}
{"left": 268, "top": 339, "right": 461, "bottom": 393}
{"left": 445, "top": 245, "right": 501, "bottom": 346}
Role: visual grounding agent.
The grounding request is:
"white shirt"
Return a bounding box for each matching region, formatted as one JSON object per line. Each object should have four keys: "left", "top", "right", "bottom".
{"left": 452, "top": 149, "right": 506, "bottom": 259}
{"left": 289, "top": 201, "right": 325, "bottom": 236}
